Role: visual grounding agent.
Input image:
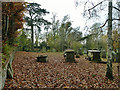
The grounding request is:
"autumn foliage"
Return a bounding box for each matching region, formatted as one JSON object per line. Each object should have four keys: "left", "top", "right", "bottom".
{"left": 4, "top": 52, "right": 119, "bottom": 88}
{"left": 2, "top": 2, "right": 26, "bottom": 64}
{"left": 2, "top": 2, "right": 26, "bottom": 43}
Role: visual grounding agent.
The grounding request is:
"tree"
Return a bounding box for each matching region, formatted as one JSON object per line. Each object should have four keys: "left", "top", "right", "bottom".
{"left": 17, "top": 30, "right": 32, "bottom": 51}
{"left": 106, "top": 0, "right": 113, "bottom": 79}
{"left": 47, "top": 15, "right": 83, "bottom": 52}
{"left": 44, "top": 24, "right": 51, "bottom": 42}
{"left": 2, "top": 3, "right": 26, "bottom": 89}
{"left": 68, "top": 27, "right": 82, "bottom": 50}
{"left": 51, "top": 13, "right": 60, "bottom": 47}
{"left": 48, "top": 15, "right": 73, "bottom": 51}
{"left": 59, "top": 22, "right": 72, "bottom": 51}
{"left": 100, "top": 35, "right": 107, "bottom": 51}
{"left": 25, "top": 3, "right": 50, "bottom": 50}
{"left": 112, "top": 30, "right": 119, "bottom": 52}
{"left": 75, "top": 0, "right": 120, "bottom": 79}
{"left": 2, "top": 2, "right": 26, "bottom": 44}
{"left": 86, "top": 23, "right": 102, "bottom": 49}
{"left": 117, "top": 1, "right": 120, "bottom": 77}
{"left": 117, "top": 2, "right": 120, "bottom": 63}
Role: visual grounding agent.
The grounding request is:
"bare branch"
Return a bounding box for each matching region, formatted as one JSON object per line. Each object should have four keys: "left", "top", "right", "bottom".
{"left": 112, "top": 6, "right": 120, "bottom": 12}
{"left": 83, "top": 18, "right": 120, "bottom": 35}
{"left": 112, "top": 18, "right": 120, "bottom": 21}
{"left": 99, "top": 18, "right": 120, "bottom": 28}
{"left": 88, "top": 0, "right": 106, "bottom": 11}
{"left": 100, "top": 19, "right": 108, "bottom": 28}
{"left": 83, "top": 0, "right": 89, "bottom": 16}
{"left": 83, "top": 0, "right": 107, "bottom": 18}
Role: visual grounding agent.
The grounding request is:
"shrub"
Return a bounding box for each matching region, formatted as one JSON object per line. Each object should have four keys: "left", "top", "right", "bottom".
{"left": 52, "top": 48, "right": 56, "bottom": 52}
{"left": 2, "top": 41, "right": 13, "bottom": 64}
{"left": 41, "top": 47, "right": 46, "bottom": 53}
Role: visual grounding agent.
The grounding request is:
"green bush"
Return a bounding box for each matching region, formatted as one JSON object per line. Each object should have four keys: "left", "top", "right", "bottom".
{"left": 2, "top": 41, "right": 13, "bottom": 64}
{"left": 47, "top": 50, "right": 51, "bottom": 52}
{"left": 41, "top": 47, "right": 46, "bottom": 53}
{"left": 52, "top": 48, "right": 56, "bottom": 52}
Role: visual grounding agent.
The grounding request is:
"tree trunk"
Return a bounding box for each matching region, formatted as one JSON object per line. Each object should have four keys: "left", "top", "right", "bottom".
{"left": 0, "top": 2, "right": 2, "bottom": 89}
{"left": 8, "top": 15, "right": 15, "bottom": 45}
{"left": 117, "top": 2, "right": 120, "bottom": 63}
{"left": 5, "top": 15, "right": 9, "bottom": 38}
{"left": 53, "top": 32, "right": 56, "bottom": 47}
{"left": 106, "top": 0, "right": 113, "bottom": 80}
{"left": 3, "top": 15, "right": 9, "bottom": 40}
{"left": 2, "top": 15, "right": 6, "bottom": 39}
{"left": 117, "top": 2, "right": 120, "bottom": 87}
{"left": 31, "top": 19, "right": 34, "bottom": 51}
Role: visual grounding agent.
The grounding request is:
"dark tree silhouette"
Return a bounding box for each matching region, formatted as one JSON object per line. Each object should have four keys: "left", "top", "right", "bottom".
{"left": 25, "top": 3, "right": 51, "bottom": 50}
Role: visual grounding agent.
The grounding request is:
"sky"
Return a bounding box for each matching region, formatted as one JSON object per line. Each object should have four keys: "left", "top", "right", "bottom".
{"left": 28, "top": 0, "right": 87, "bottom": 32}
{"left": 26, "top": 0, "right": 118, "bottom": 35}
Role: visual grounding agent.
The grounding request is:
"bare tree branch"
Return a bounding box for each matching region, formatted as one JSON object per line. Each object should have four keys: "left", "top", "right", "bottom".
{"left": 112, "top": 18, "right": 120, "bottom": 21}
{"left": 83, "top": 0, "right": 107, "bottom": 18}
{"left": 99, "top": 18, "right": 120, "bottom": 28}
{"left": 88, "top": 0, "right": 106, "bottom": 11}
{"left": 112, "top": 6, "right": 120, "bottom": 12}
{"left": 100, "top": 19, "right": 108, "bottom": 28}
{"left": 83, "top": 0, "right": 89, "bottom": 16}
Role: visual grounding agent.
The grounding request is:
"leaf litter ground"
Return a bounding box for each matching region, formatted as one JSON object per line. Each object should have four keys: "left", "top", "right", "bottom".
{"left": 4, "top": 51, "right": 119, "bottom": 89}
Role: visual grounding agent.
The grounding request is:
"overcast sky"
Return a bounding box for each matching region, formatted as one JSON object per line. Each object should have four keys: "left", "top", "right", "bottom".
{"left": 28, "top": 0, "right": 88, "bottom": 32}
{"left": 26, "top": 0, "right": 118, "bottom": 34}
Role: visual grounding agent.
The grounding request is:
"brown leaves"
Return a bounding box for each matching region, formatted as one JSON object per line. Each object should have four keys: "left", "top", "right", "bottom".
{"left": 2, "top": 2, "right": 26, "bottom": 42}
{"left": 4, "top": 51, "right": 119, "bottom": 89}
